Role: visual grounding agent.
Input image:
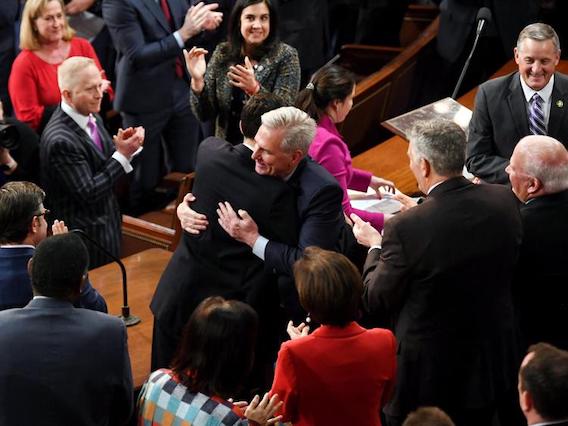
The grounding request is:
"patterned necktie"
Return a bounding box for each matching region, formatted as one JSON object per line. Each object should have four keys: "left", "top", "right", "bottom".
{"left": 87, "top": 115, "right": 103, "bottom": 152}
{"left": 528, "top": 93, "right": 547, "bottom": 135}
{"left": 159, "top": 0, "right": 184, "bottom": 79}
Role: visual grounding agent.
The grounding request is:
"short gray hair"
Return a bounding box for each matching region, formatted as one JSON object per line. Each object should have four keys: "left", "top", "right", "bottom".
{"left": 408, "top": 119, "right": 466, "bottom": 176}
{"left": 515, "top": 135, "right": 568, "bottom": 193}
{"left": 57, "top": 56, "right": 97, "bottom": 93}
{"left": 261, "top": 106, "right": 316, "bottom": 155}
{"left": 517, "top": 23, "right": 561, "bottom": 52}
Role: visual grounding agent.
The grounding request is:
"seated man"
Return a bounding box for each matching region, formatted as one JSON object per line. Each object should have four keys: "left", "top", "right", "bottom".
{"left": 518, "top": 343, "right": 568, "bottom": 426}
{"left": 0, "top": 181, "right": 106, "bottom": 312}
{"left": 507, "top": 135, "right": 568, "bottom": 349}
{"left": 0, "top": 233, "right": 133, "bottom": 425}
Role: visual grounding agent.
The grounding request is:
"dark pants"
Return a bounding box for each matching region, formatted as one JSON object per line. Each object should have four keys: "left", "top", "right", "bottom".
{"left": 122, "top": 79, "right": 202, "bottom": 212}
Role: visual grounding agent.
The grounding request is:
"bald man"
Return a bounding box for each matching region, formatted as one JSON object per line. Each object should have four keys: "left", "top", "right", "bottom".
{"left": 506, "top": 135, "right": 568, "bottom": 350}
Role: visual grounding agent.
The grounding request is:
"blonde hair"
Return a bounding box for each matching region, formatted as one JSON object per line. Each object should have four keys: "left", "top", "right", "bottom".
{"left": 20, "top": 0, "right": 75, "bottom": 51}
{"left": 57, "top": 56, "right": 97, "bottom": 92}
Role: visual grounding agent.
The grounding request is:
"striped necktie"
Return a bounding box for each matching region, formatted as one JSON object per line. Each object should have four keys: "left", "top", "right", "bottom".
{"left": 528, "top": 93, "right": 547, "bottom": 135}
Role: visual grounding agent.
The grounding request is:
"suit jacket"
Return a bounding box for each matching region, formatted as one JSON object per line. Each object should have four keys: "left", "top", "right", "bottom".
{"left": 0, "top": 297, "right": 132, "bottom": 425}
{"left": 0, "top": 246, "right": 108, "bottom": 312}
{"left": 515, "top": 190, "right": 568, "bottom": 350}
{"left": 39, "top": 106, "right": 124, "bottom": 268}
{"left": 151, "top": 138, "right": 298, "bottom": 338}
{"left": 466, "top": 71, "right": 568, "bottom": 183}
{"left": 270, "top": 322, "right": 396, "bottom": 426}
{"left": 103, "top": 0, "right": 192, "bottom": 113}
{"left": 362, "top": 177, "right": 523, "bottom": 418}
{"left": 264, "top": 158, "right": 344, "bottom": 277}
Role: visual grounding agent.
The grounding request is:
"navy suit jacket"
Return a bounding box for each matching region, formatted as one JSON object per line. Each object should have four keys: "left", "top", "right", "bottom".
{"left": 0, "top": 297, "right": 132, "bottom": 425}
{"left": 103, "top": 0, "right": 193, "bottom": 113}
{"left": 264, "top": 157, "right": 344, "bottom": 277}
{"left": 363, "top": 177, "right": 523, "bottom": 418}
{"left": 467, "top": 71, "right": 568, "bottom": 183}
{"left": 39, "top": 106, "right": 124, "bottom": 268}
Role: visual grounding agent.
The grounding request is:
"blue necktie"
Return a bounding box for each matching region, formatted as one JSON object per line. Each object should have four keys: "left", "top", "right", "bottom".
{"left": 528, "top": 93, "right": 547, "bottom": 135}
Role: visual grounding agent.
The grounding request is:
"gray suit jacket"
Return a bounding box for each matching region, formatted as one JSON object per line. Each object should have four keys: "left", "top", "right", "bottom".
{"left": 466, "top": 71, "right": 568, "bottom": 184}
{"left": 40, "top": 106, "right": 124, "bottom": 268}
{"left": 0, "top": 297, "right": 132, "bottom": 425}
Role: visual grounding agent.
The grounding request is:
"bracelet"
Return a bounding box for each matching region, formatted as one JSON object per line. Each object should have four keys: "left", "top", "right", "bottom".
{"left": 247, "top": 81, "right": 260, "bottom": 96}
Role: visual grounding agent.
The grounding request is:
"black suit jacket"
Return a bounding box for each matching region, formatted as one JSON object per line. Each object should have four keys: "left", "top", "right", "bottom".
{"left": 103, "top": 0, "right": 194, "bottom": 113}
{"left": 39, "top": 106, "right": 124, "bottom": 268}
{"left": 363, "top": 177, "right": 523, "bottom": 418}
{"left": 151, "top": 138, "right": 298, "bottom": 337}
{"left": 0, "top": 298, "right": 132, "bottom": 425}
{"left": 515, "top": 190, "right": 568, "bottom": 350}
{"left": 467, "top": 71, "right": 568, "bottom": 183}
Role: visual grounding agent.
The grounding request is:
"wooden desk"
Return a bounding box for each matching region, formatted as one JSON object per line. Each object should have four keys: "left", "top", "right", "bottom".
{"left": 353, "top": 60, "right": 568, "bottom": 194}
{"left": 89, "top": 248, "right": 172, "bottom": 389}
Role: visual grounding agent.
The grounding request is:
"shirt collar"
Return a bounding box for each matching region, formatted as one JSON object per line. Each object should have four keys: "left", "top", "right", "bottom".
{"left": 0, "top": 244, "right": 35, "bottom": 249}
{"left": 61, "top": 100, "right": 90, "bottom": 132}
{"left": 530, "top": 419, "right": 568, "bottom": 426}
{"left": 519, "top": 73, "right": 554, "bottom": 103}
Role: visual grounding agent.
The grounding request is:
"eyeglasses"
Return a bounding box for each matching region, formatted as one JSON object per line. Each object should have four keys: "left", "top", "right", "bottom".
{"left": 34, "top": 209, "right": 50, "bottom": 219}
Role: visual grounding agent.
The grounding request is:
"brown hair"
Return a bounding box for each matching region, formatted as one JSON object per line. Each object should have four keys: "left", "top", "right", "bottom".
{"left": 171, "top": 297, "right": 258, "bottom": 398}
{"left": 0, "top": 181, "right": 45, "bottom": 244}
{"left": 293, "top": 246, "right": 362, "bottom": 326}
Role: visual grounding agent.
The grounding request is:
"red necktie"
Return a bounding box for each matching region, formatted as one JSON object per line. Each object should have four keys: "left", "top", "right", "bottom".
{"left": 160, "top": 0, "right": 184, "bottom": 79}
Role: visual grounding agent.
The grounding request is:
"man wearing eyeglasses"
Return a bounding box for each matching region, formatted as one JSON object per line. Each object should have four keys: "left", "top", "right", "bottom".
{"left": 0, "top": 181, "right": 106, "bottom": 312}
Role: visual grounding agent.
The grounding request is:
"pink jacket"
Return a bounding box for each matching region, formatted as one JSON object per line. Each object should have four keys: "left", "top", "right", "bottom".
{"left": 309, "top": 115, "right": 384, "bottom": 231}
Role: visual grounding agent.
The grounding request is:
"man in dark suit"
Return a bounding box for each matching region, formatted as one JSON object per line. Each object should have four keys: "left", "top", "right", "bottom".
{"left": 352, "top": 119, "right": 523, "bottom": 426}
{"left": 40, "top": 57, "right": 144, "bottom": 268}
{"left": 506, "top": 135, "right": 568, "bottom": 350}
{"left": 151, "top": 95, "right": 298, "bottom": 373}
{"left": 0, "top": 233, "right": 132, "bottom": 425}
{"left": 103, "top": 0, "right": 221, "bottom": 212}
{"left": 217, "top": 106, "right": 344, "bottom": 279}
{"left": 518, "top": 343, "right": 568, "bottom": 426}
{"left": 0, "top": 181, "right": 107, "bottom": 312}
{"left": 467, "top": 23, "right": 568, "bottom": 184}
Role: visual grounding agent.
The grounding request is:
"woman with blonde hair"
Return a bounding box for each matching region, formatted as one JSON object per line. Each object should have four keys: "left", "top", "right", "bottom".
{"left": 8, "top": 0, "right": 112, "bottom": 132}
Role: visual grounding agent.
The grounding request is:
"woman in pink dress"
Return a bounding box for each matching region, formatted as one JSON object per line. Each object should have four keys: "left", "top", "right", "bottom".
{"left": 296, "top": 64, "right": 393, "bottom": 231}
{"left": 8, "top": 0, "right": 112, "bottom": 133}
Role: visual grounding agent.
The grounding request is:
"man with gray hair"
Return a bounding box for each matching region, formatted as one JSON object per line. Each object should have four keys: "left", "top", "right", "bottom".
{"left": 467, "top": 23, "right": 568, "bottom": 184}
{"left": 507, "top": 135, "right": 568, "bottom": 350}
{"left": 352, "top": 119, "right": 523, "bottom": 426}
{"left": 40, "top": 56, "right": 144, "bottom": 268}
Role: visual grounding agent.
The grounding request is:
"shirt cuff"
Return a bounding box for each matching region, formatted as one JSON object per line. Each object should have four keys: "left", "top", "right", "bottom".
{"left": 368, "top": 245, "right": 382, "bottom": 253}
{"left": 112, "top": 151, "right": 133, "bottom": 173}
{"left": 252, "top": 235, "right": 268, "bottom": 260}
{"left": 173, "top": 31, "right": 184, "bottom": 48}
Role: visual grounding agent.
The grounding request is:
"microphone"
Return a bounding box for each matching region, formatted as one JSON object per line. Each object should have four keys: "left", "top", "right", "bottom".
{"left": 451, "top": 7, "right": 493, "bottom": 99}
{"left": 71, "top": 229, "right": 141, "bottom": 327}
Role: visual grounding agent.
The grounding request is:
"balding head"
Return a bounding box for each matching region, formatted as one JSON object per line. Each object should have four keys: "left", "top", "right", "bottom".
{"left": 507, "top": 136, "right": 568, "bottom": 202}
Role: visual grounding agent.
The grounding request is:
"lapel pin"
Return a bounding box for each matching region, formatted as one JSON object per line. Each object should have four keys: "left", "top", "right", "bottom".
{"left": 556, "top": 100, "right": 564, "bottom": 108}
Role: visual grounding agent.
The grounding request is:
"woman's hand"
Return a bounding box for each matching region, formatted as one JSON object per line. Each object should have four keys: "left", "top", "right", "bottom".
{"left": 287, "top": 320, "right": 310, "bottom": 340}
{"left": 227, "top": 56, "right": 259, "bottom": 96}
{"left": 244, "top": 393, "right": 283, "bottom": 425}
{"left": 184, "top": 47, "right": 208, "bottom": 93}
{"left": 369, "top": 176, "right": 395, "bottom": 199}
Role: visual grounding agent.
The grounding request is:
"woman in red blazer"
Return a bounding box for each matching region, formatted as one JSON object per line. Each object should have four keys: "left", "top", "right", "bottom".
{"left": 270, "top": 247, "right": 397, "bottom": 425}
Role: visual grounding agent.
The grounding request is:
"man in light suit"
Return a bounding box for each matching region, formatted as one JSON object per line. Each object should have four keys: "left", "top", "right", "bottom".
{"left": 0, "top": 233, "right": 133, "bottom": 425}
{"left": 352, "top": 119, "right": 523, "bottom": 426}
{"left": 103, "top": 0, "right": 221, "bottom": 213}
{"left": 0, "top": 181, "right": 107, "bottom": 312}
{"left": 507, "top": 135, "right": 568, "bottom": 350}
{"left": 518, "top": 343, "right": 568, "bottom": 426}
{"left": 151, "top": 95, "right": 298, "bottom": 395}
{"left": 40, "top": 57, "right": 144, "bottom": 268}
{"left": 467, "top": 23, "right": 568, "bottom": 184}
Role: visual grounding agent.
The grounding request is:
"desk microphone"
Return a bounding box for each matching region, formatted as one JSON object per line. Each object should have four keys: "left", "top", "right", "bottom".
{"left": 451, "top": 7, "right": 493, "bottom": 99}
{"left": 71, "top": 229, "right": 141, "bottom": 327}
